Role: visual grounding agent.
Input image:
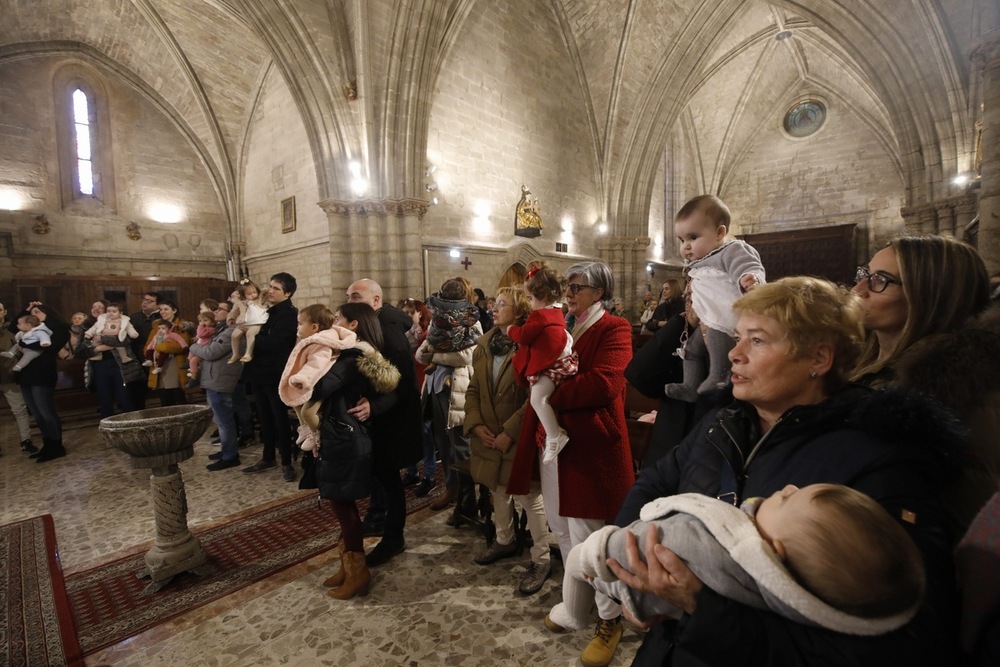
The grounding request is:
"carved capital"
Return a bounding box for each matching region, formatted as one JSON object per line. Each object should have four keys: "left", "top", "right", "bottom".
{"left": 598, "top": 236, "right": 652, "bottom": 251}
{"left": 319, "top": 197, "right": 429, "bottom": 220}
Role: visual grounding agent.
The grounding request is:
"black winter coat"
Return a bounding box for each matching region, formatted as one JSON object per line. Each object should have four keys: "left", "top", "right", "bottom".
{"left": 370, "top": 305, "right": 422, "bottom": 469}
{"left": 241, "top": 298, "right": 298, "bottom": 385}
{"left": 619, "top": 385, "right": 965, "bottom": 667}
{"left": 12, "top": 307, "right": 70, "bottom": 388}
{"left": 313, "top": 345, "right": 401, "bottom": 501}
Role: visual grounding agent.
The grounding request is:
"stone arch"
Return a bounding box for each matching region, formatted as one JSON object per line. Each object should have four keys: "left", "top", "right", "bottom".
{"left": 495, "top": 263, "right": 527, "bottom": 291}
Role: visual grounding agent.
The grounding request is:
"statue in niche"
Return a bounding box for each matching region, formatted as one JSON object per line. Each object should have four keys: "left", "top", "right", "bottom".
{"left": 33, "top": 214, "right": 50, "bottom": 235}
{"left": 514, "top": 185, "right": 542, "bottom": 238}
{"left": 126, "top": 221, "right": 142, "bottom": 240}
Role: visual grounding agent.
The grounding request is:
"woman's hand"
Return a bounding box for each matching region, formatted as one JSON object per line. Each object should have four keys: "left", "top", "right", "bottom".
{"left": 473, "top": 425, "right": 496, "bottom": 448}
{"left": 348, "top": 397, "right": 371, "bottom": 421}
{"left": 27, "top": 300, "right": 42, "bottom": 311}
{"left": 605, "top": 524, "right": 703, "bottom": 616}
{"left": 493, "top": 432, "right": 513, "bottom": 453}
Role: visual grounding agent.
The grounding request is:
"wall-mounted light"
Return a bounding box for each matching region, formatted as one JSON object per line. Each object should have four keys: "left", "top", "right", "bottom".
{"left": 425, "top": 182, "right": 439, "bottom": 192}
{"left": 349, "top": 161, "right": 368, "bottom": 197}
{"left": 646, "top": 263, "right": 654, "bottom": 278}
{"left": 148, "top": 202, "right": 184, "bottom": 224}
{"left": 0, "top": 188, "right": 26, "bottom": 211}
{"left": 597, "top": 222, "right": 609, "bottom": 235}
{"left": 449, "top": 249, "right": 460, "bottom": 258}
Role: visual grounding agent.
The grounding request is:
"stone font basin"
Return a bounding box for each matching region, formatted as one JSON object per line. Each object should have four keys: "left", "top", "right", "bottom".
{"left": 99, "top": 405, "right": 213, "bottom": 469}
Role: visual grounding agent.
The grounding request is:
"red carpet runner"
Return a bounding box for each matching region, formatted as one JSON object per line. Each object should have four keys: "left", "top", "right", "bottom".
{"left": 66, "top": 480, "right": 440, "bottom": 655}
{"left": 1, "top": 514, "right": 84, "bottom": 667}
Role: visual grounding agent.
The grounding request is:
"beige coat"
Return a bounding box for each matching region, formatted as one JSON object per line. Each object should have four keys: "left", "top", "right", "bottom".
{"left": 463, "top": 328, "right": 527, "bottom": 489}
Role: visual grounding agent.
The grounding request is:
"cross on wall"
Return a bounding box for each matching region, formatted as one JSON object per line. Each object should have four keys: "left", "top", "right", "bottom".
{"left": 461, "top": 257, "right": 472, "bottom": 270}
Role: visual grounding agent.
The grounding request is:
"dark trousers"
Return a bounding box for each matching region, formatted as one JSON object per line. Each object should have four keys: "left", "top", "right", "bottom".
{"left": 158, "top": 387, "right": 187, "bottom": 406}
{"left": 92, "top": 357, "right": 134, "bottom": 418}
{"left": 373, "top": 460, "right": 406, "bottom": 540}
{"left": 255, "top": 381, "right": 293, "bottom": 465}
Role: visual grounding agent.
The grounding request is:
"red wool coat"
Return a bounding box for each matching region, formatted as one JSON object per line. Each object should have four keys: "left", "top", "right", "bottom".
{"left": 508, "top": 307, "right": 569, "bottom": 381}
{"left": 507, "top": 311, "right": 635, "bottom": 519}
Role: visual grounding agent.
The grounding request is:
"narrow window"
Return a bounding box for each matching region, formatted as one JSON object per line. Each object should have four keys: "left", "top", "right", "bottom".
{"left": 72, "top": 88, "right": 95, "bottom": 196}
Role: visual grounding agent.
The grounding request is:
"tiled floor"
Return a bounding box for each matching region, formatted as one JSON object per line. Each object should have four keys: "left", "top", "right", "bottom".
{"left": 1, "top": 409, "right": 640, "bottom": 666}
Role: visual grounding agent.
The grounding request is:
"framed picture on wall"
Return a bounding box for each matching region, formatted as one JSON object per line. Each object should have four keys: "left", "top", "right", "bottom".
{"left": 281, "top": 196, "right": 296, "bottom": 234}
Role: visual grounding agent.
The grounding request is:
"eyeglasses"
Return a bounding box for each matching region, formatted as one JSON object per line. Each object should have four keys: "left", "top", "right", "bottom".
{"left": 567, "top": 283, "right": 594, "bottom": 295}
{"left": 855, "top": 266, "right": 902, "bottom": 294}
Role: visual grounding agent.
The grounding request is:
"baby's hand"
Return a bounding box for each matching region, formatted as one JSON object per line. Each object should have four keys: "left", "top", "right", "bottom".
{"left": 739, "top": 274, "right": 760, "bottom": 292}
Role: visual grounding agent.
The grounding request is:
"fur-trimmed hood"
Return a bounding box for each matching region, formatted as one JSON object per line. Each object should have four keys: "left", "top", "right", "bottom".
{"left": 893, "top": 304, "right": 1000, "bottom": 411}
{"left": 280, "top": 326, "right": 359, "bottom": 407}
{"left": 354, "top": 341, "right": 401, "bottom": 395}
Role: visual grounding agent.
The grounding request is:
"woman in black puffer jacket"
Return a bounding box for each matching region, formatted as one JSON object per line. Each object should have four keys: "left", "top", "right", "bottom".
{"left": 311, "top": 302, "right": 399, "bottom": 601}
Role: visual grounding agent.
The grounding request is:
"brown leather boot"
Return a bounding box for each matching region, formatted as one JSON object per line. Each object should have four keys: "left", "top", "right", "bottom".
{"left": 327, "top": 550, "right": 371, "bottom": 600}
{"left": 322, "top": 545, "right": 346, "bottom": 588}
{"left": 429, "top": 481, "right": 458, "bottom": 511}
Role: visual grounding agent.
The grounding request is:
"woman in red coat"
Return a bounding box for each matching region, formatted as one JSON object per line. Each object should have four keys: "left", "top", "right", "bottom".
{"left": 507, "top": 260, "right": 635, "bottom": 667}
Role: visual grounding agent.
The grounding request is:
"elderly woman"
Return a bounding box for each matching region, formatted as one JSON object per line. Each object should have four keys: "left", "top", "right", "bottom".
{"left": 609, "top": 276, "right": 961, "bottom": 666}
{"left": 464, "top": 286, "right": 552, "bottom": 596}
{"left": 143, "top": 299, "right": 191, "bottom": 406}
{"left": 508, "top": 260, "right": 634, "bottom": 667}
{"left": 12, "top": 302, "right": 70, "bottom": 462}
{"left": 851, "top": 235, "right": 997, "bottom": 535}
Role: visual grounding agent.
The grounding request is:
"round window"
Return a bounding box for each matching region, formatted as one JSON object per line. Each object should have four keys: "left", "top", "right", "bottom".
{"left": 783, "top": 100, "right": 826, "bottom": 138}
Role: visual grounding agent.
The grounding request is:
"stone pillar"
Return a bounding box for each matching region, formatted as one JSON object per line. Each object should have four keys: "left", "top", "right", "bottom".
{"left": 937, "top": 205, "right": 955, "bottom": 236}
{"left": 918, "top": 207, "right": 939, "bottom": 234}
{"left": 972, "top": 35, "right": 1000, "bottom": 273}
{"left": 320, "top": 198, "right": 427, "bottom": 300}
{"left": 955, "top": 194, "right": 979, "bottom": 237}
{"left": 598, "top": 235, "right": 650, "bottom": 315}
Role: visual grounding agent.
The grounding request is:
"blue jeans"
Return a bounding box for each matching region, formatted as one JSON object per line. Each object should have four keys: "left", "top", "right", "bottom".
{"left": 205, "top": 389, "right": 239, "bottom": 461}
{"left": 21, "top": 384, "right": 62, "bottom": 441}
{"left": 92, "top": 357, "right": 134, "bottom": 418}
{"left": 406, "top": 420, "right": 437, "bottom": 479}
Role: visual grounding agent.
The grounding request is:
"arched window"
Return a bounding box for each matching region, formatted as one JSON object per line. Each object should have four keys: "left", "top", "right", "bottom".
{"left": 53, "top": 64, "right": 117, "bottom": 212}
{"left": 71, "top": 87, "right": 95, "bottom": 196}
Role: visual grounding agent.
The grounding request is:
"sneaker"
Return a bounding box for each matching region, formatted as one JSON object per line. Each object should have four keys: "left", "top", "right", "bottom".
{"left": 518, "top": 560, "right": 552, "bottom": 595}
{"left": 474, "top": 539, "right": 519, "bottom": 565}
{"left": 414, "top": 477, "right": 435, "bottom": 497}
{"left": 20, "top": 440, "right": 37, "bottom": 454}
{"left": 542, "top": 430, "right": 569, "bottom": 465}
{"left": 281, "top": 464, "right": 297, "bottom": 482}
{"left": 580, "top": 616, "right": 624, "bottom": 667}
{"left": 242, "top": 459, "right": 277, "bottom": 474}
{"left": 206, "top": 457, "right": 240, "bottom": 471}
{"left": 151, "top": 367, "right": 161, "bottom": 375}
{"left": 401, "top": 472, "right": 420, "bottom": 487}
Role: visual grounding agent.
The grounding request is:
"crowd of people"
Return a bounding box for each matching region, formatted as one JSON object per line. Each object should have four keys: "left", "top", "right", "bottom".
{"left": 2, "top": 194, "right": 999, "bottom": 666}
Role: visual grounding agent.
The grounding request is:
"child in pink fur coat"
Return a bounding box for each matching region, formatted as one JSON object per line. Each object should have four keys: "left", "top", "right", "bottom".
{"left": 279, "top": 304, "right": 358, "bottom": 454}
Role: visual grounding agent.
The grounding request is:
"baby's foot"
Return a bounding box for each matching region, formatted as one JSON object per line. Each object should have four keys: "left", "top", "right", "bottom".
{"left": 186, "top": 371, "right": 195, "bottom": 378}
{"left": 12, "top": 363, "right": 23, "bottom": 372}
{"left": 142, "top": 360, "right": 153, "bottom": 367}
{"left": 0, "top": 351, "right": 14, "bottom": 359}
{"left": 40, "top": 341, "right": 51, "bottom": 347}
{"left": 227, "top": 357, "right": 239, "bottom": 365}
{"left": 240, "top": 355, "right": 253, "bottom": 363}
{"left": 152, "top": 367, "right": 161, "bottom": 375}
{"left": 542, "top": 430, "right": 569, "bottom": 465}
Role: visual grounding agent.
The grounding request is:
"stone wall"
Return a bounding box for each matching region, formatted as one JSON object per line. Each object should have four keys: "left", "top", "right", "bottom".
{"left": 0, "top": 55, "right": 229, "bottom": 281}
{"left": 423, "top": 0, "right": 601, "bottom": 293}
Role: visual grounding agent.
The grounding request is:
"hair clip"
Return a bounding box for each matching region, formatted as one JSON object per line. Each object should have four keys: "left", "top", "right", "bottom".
{"left": 526, "top": 266, "right": 540, "bottom": 280}
{"left": 239, "top": 278, "right": 250, "bottom": 285}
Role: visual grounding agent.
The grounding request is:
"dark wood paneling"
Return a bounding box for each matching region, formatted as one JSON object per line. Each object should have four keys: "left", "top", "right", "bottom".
{"left": 739, "top": 223, "right": 857, "bottom": 285}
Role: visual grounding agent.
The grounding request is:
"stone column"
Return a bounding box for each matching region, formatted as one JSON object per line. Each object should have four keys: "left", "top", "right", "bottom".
{"left": 320, "top": 198, "right": 427, "bottom": 299}
{"left": 955, "top": 193, "right": 979, "bottom": 237}
{"left": 972, "top": 35, "right": 1000, "bottom": 273}
{"left": 937, "top": 204, "right": 955, "bottom": 236}
{"left": 598, "top": 235, "right": 650, "bottom": 314}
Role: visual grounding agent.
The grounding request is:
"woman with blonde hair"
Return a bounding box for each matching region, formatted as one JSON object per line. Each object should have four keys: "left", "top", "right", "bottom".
{"left": 609, "top": 276, "right": 964, "bottom": 666}
{"left": 852, "top": 235, "right": 998, "bottom": 535}
{"left": 465, "top": 286, "right": 552, "bottom": 595}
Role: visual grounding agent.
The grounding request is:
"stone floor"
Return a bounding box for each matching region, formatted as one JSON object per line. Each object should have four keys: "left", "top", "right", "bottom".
{"left": 0, "top": 408, "right": 640, "bottom": 666}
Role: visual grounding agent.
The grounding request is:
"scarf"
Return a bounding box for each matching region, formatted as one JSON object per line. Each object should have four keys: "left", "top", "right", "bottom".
{"left": 488, "top": 328, "right": 515, "bottom": 357}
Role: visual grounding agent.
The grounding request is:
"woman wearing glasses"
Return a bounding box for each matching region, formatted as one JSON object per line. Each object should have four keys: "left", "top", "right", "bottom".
{"left": 507, "top": 260, "right": 635, "bottom": 667}
{"left": 851, "top": 235, "right": 998, "bottom": 535}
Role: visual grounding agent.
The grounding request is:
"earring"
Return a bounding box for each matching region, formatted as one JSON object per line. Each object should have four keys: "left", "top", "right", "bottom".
{"left": 810, "top": 371, "right": 817, "bottom": 379}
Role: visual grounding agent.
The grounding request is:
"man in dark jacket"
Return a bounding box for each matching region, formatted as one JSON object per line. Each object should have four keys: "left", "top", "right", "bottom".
{"left": 346, "top": 278, "right": 422, "bottom": 566}
{"left": 128, "top": 291, "right": 160, "bottom": 409}
{"left": 242, "top": 273, "right": 299, "bottom": 482}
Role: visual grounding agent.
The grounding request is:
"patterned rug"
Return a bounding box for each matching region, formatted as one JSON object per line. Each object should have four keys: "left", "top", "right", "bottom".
{"left": 66, "top": 478, "right": 442, "bottom": 656}
{"left": 1, "top": 514, "right": 84, "bottom": 667}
